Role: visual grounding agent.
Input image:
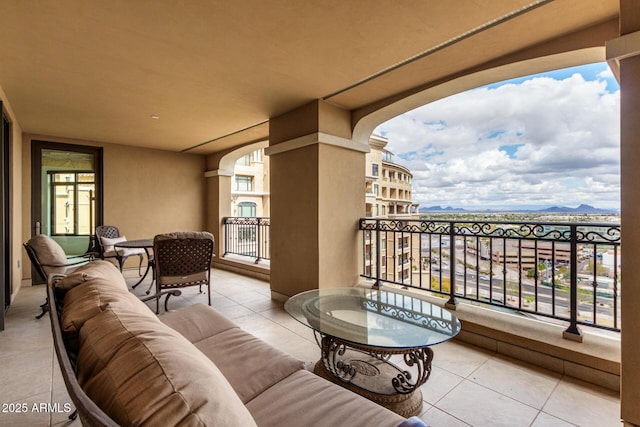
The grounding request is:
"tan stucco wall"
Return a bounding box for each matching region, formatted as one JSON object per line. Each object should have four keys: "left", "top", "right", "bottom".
{"left": 317, "top": 143, "right": 364, "bottom": 287}
{"left": 268, "top": 141, "right": 365, "bottom": 297}
{"left": 269, "top": 143, "right": 320, "bottom": 296}
{"left": 205, "top": 174, "right": 231, "bottom": 260}
{"left": 21, "top": 134, "right": 206, "bottom": 278}
{"left": 1, "top": 83, "right": 24, "bottom": 302}
{"left": 268, "top": 100, "right": 365, "bottom": 297}
{"left": 619, "top": 2, "right": 640, "bottom": 424}
{"left": 620, "top": 55, "right": 640, "bottom": 426}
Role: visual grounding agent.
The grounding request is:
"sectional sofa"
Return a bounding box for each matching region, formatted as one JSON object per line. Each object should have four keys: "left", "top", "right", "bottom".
{"left": 47, "top": 260, "right": 428, "bottom": 426}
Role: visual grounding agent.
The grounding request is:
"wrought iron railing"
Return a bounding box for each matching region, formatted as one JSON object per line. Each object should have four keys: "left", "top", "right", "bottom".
{"left": 222, "top": 217, "right": 270, "bottom": 263}
{"left": 359, "top": 218, "right": 621, "bottom": 334}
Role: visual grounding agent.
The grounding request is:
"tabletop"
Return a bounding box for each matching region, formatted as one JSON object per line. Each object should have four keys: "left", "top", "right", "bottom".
{"left": 114, "top": 239, "right": 153, "bottom": 248}
{"left": 285, "top": 287, "right": 460, "bottom": 349}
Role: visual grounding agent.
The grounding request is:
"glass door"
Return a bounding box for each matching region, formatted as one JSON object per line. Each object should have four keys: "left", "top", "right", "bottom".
{"left": 31, "top": 141, "right": 103, "bottom": 284}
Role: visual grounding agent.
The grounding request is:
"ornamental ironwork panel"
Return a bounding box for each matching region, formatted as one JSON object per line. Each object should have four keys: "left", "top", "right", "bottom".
{"left": 223, "top": 217, "right": 271, "bottom": 262}
{"left": 360, "top": 218, "right": 621, "bottom": 333}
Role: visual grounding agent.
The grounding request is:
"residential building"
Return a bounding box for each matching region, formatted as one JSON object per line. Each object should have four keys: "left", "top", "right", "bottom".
{"left": 364, "top": 134, "right": 420, "bottom": 282}
{"left": 365, "top": 134, "right": 419, "bottom": 219}
{"left": 232, "top": 149, "right": 270, "bottom": 218}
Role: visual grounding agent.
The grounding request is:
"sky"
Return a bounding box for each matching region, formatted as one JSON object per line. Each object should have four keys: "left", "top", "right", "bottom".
{"left": 374, "top": 62, "right": 620, "bottom": 211}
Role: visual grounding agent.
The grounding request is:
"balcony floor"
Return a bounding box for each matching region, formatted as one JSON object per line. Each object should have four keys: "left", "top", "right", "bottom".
{"left": 0, "top": 268, "right": 621, "bottom": 426}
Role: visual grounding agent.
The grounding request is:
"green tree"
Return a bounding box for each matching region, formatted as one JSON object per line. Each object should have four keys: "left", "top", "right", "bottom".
{"left": 586, "top": 260, "right": 610, "bottom": 276}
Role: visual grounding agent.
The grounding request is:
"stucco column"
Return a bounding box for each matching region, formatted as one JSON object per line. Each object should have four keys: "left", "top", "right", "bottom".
{"left": 204, "top": 170, "right": 232, "bottom": 259}
{"left": 266, "top": 100, "right": 368, "bottom": 299}
{"left": 609, "top": 2, "right": 640, "bottom": 425}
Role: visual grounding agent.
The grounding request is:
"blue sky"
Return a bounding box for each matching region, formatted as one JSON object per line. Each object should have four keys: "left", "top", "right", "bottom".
{"left": 374, "top": 62, "right": 620, "bottom": 211}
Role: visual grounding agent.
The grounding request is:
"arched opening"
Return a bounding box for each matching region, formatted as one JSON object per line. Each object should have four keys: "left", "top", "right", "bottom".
{"left": 208, "top": 140, "right": 270, "bottom": 268}
{"left": 230, "top": 148, "right": 269, "bottom": 218}
{"left": 357, "top": 61, "right": 621, "bottom": 334}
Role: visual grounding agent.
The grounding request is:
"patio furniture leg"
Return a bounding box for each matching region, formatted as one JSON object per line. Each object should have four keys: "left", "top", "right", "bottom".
{"left": 36, "top": 299, "right": 49, "bottom": 319}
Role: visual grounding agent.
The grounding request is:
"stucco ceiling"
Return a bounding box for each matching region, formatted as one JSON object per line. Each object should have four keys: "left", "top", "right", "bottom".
{"left": 0, "top": 0, "right": 619, "bottom": 155}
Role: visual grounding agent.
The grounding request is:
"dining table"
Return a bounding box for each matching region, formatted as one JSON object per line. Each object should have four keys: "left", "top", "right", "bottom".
{"left": 114, "top": 239, "right": 155, "bottom": 292}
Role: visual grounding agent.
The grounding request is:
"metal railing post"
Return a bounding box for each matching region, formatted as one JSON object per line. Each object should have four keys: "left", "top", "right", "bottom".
{"left": 446, "top": 221, "right": 457, "bottom": 308}
{"left": 255, "top": 218, "right": 262, "bottom": 264}
{"left": 564, "top": 224, "right": 583, "bottom": 341}
{"left": 222, "top": 217, "right": 229, "bottom": 257}
{"left": 374, "top": 218, "right": 382, "bottom": 287}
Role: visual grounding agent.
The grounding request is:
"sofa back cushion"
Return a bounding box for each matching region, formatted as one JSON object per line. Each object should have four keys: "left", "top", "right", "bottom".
{"left": 27, "top": 234, "right": 68, "bottom": 276}
{"left": 61, "top": 282, "right": 153, "bottom": 353}
{"left": 59, "top": 261, "right": 149, "bottom": 352}
{"left": 77, "top": 307, "right": 257, "bottom": 427}
{"left": 57, "top": 260, "right": 128, "bottom": 292}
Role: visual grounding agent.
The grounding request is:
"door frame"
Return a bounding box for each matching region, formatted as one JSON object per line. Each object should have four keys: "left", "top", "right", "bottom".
{"left": 1, "top": 101, "right": 11, "bottom": 330}
{"left": 30, "top": 140, "right": 104, "bottom": 283}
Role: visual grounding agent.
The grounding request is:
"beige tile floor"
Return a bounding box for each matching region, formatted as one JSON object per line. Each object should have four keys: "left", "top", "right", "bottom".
{"left": 0, "top": 268, "right": 622, "bottom": 427}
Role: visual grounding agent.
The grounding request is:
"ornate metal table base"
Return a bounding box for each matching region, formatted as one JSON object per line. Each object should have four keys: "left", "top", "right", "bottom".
{"left": 314, "top": 333, "right": 434, "bottom": 417}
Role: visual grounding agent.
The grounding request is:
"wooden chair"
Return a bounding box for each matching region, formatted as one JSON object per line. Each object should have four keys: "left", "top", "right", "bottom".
{"left": 153, "top": 232, "right": 214, "bottom": 313}
{"left": 23, "top": 234, "right": 92, "bottom": 319}
{"left": 95, "top": 225, "right": 144, "bottom": 273}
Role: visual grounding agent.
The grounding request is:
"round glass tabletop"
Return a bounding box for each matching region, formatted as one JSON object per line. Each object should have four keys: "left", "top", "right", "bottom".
{"left": 285, "top": 287, "right": 460, "bottom": 349}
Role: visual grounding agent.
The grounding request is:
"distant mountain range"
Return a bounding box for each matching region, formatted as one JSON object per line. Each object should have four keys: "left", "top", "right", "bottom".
{"left": 419, "top": 204, "right": 619, "bottom": 214}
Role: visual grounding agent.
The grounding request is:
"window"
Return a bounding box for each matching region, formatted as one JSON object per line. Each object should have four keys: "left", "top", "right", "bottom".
{"left": 252, "top": 150, "right": 262, "bottom": 163}
{"left": 49, "top": 171, "right": 95, "bottom": 235}
{"left": 238, "top": 201, "right": 257, "bottom": 217}
{"left": 372, "top": 163, "right": 379, "bottom": 177}
{"left": 237, "top": 154, "right": 251, "bottom": 166}
{"left": 235, "top": 175, "right": 253, "bottom": 191}
{"left": 373, "top": 183, "right": 379, "bottom": 196}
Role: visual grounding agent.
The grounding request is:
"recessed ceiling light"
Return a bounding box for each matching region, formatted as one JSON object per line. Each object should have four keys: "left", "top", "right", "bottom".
{"left": 151, "top": 115, "right": 160, "bottom": 120}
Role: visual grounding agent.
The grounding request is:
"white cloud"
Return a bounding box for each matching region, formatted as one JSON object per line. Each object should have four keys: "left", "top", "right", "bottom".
{"left": 598, "top": 68, "right": 615, "bottom": 79}
{"left": 375, "top": 66, "right": 620, "bottom": 210}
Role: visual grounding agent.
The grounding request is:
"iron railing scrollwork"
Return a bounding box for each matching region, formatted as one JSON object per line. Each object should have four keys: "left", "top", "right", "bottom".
{"left": 360, "top": 218, "right": 622, "bottom": 334}
{"left": 222, "top": 217, "right": 270, "bottom": 263}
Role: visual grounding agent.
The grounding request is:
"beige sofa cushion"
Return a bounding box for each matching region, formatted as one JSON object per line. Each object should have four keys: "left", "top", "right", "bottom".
{"left": 193, "top": 327, "right": 305, "bottom": 403}
{"left": 77, "top": 307, "right": 257, "bottom": 427}
{"left": 27, "top": 234, "right": 68, "bottom": 276}
{"left": 160, "top": 303, "right": 239, "bottom": 342}
{"left": 161, "top": 304, "right": 305, "bottom": 403}
{"left": 57, "top": 260, "right": 128, "bottom": 291}
{"left": 246, "top": 370, "right": 405, "bottom": 427}
{"left": 61, "top": 278, "right": 151, "bottom": 352}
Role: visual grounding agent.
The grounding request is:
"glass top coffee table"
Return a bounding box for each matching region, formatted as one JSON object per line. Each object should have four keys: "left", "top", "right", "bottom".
{"left": 285, "top": 286, "right": 460, "bottom": 417}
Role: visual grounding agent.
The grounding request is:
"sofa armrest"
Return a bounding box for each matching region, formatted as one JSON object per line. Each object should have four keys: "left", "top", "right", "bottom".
{"left": 46, "top": 275, "right": 120, "bottom": 427}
